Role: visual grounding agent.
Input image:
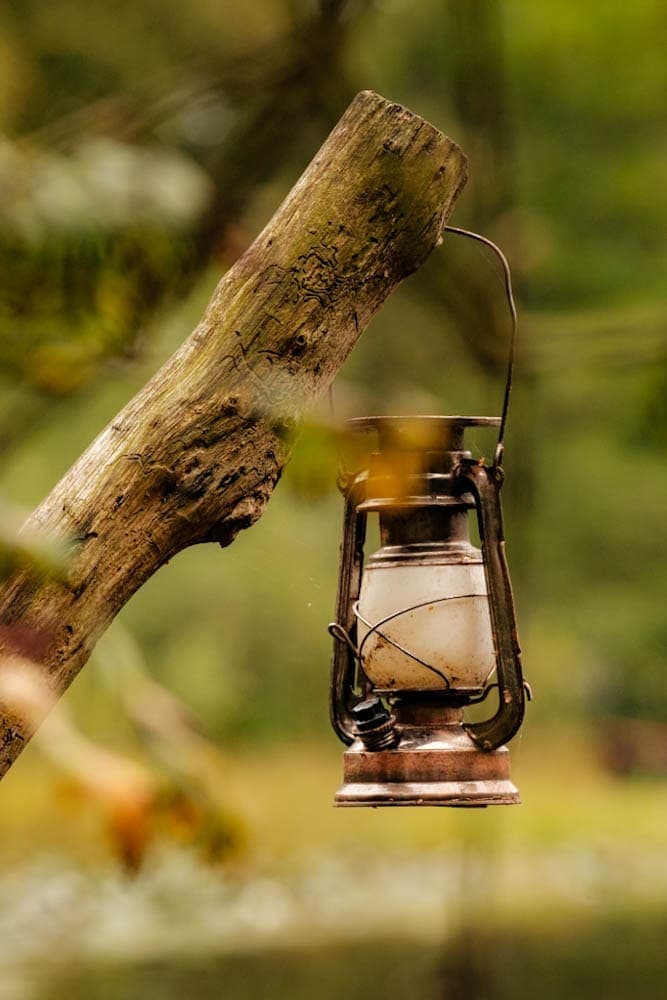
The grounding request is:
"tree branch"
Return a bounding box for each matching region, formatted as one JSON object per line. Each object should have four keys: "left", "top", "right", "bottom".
{"left": 0, "top": 90, "right": 467, "bottom": 776}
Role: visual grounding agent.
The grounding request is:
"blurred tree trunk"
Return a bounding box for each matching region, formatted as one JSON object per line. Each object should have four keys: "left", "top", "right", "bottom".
{"left": 445, "top": 0, "right": 516, "bottom": 223}
{"left": 441, "top": 0, "right": 537, "bottom": 596}
{"left": 432, "top": 0, "right": 518, "bottom": 372}
{"left": 192, "top": 0, "right": 364, "bottom": 263}
{"left": 0, "top": 90, "right": 467, "bottom": 777}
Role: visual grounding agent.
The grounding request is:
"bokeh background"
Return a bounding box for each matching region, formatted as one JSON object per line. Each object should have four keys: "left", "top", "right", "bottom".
{"left": 0, "top": 1, "right": 665, "bottom": 997}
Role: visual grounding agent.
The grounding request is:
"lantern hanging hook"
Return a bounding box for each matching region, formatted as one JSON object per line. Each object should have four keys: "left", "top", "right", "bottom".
{"left": 443, "top": 226, "right": 517, "bottom": 469}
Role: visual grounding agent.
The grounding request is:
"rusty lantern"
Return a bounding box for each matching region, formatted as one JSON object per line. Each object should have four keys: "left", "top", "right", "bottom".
{"left": 328, "top": 229, "right": 529, "bottom": 808}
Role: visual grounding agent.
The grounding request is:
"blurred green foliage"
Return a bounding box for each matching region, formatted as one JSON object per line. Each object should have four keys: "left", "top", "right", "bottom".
{"left": 0, "top": 6, "right": 664, "bottom": 992}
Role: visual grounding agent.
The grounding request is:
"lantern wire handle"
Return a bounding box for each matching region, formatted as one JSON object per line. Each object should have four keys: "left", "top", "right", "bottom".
{"left": 327, "top": 226, "right": 517, "bottom": 475}
{"left": 442, "top": 225, "right": 517, "bottom": 468}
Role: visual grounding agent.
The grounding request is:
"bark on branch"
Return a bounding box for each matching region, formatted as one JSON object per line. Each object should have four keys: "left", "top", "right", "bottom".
{"left": 0, "top": 90, "right": 467, "bottom": 776}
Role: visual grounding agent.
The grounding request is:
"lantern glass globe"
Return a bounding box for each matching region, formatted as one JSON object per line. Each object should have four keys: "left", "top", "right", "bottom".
{"left": 356, "top": 554, "right": 495, "bottom": 691}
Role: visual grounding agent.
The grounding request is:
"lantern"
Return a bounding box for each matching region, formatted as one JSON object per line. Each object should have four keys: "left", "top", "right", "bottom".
{"left": 328, "top": 229, "right": 530, "bottom": 807}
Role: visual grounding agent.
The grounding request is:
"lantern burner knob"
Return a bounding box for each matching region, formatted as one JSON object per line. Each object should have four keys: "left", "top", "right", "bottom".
{"left": 351, "top": 698, "right": 399, "bottom": 751}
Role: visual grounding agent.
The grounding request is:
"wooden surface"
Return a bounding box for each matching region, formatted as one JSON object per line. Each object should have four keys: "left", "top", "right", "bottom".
{"left": 0, "top": 90, "right": 467, "bottom": 776}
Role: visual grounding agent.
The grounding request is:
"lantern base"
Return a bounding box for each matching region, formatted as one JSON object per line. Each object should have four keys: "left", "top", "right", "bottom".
{"left": 334, "top": 702, "right": 520, "bottom": 808}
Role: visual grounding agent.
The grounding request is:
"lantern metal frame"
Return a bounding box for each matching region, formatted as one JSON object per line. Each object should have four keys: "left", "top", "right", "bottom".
{"left": 328, "top": 415, "right": 529, "bottom": 807}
